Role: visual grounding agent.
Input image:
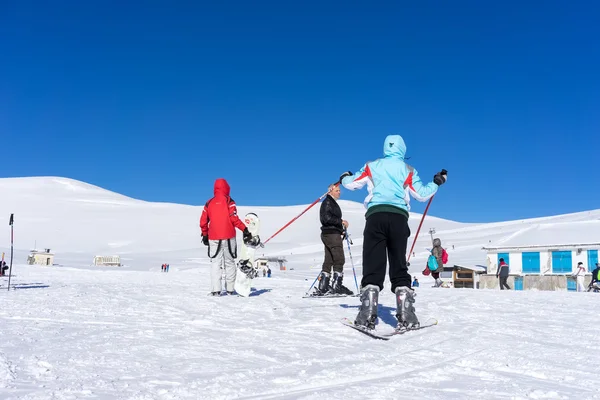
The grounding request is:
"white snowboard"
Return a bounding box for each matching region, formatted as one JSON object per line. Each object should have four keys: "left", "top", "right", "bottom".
{"left": 234, "top": 213, "right": 261, "bottom": 297}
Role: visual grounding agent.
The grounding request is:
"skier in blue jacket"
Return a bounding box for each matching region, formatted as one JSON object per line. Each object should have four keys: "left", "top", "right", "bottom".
{"left": 340, "top": 134, "right": 447, "bottom": 330}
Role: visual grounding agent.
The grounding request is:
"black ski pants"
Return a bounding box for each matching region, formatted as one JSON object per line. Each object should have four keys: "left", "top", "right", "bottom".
{"left": 321, "top": 233, "right": 345, "bottom": 274}
{"left": 499, "top": 276, "right": 511, "bottom": 290}
{"left": 362, "top": 212, "right": 411, "bottom": 292}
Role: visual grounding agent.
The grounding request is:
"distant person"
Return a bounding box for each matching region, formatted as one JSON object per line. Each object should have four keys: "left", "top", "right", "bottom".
{"left": 267, "top": 268, "right": 271, "bottom": 278}
{"left": 412, "top": 277, "right": 419, "bottom": 287}
{"left": 496, "top": 258, "right": 511, "bottom": 290}
{"left": 200, "top": 178, "right": 255, "bottom": 296}
{"left": 573, "top": 262, "right": 586, "bottom": 292}
{"left": 431, "top": 238, "right": 444, "bottom": 288}
{"left": 341, "top": 134, "right": 446, "bottom": 330}
{"left": 315, "top": 184, "right": 353, "bottom": 296}
{"left": 166, "top": 264, "right": 170, "bottom": 273}
{"left": 588, "top": 263, "right": 600, "bottom": 292}
{"left": 161, "top": 264, "right": 165, "bottom": 272}
{"left": 0, "top": 260, "right": 7, "bottom": 276}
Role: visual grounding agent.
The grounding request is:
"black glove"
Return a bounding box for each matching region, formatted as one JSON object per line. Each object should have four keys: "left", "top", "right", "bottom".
{"left": 433, "top": 169, "right": 447, "bottom": 186}
{"left": 243, "top": 228, "right": 252, "bottom": 244}
{"left": 338, "top": 171, "right": 353, "bottom": 183}
{"left": 202, "top": 235, "right": 209, "bottom": 246}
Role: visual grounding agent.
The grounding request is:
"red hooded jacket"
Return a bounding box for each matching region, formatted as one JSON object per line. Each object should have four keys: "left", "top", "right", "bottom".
{"left": 200, "top": 178, "right": 247, "bottom": 240}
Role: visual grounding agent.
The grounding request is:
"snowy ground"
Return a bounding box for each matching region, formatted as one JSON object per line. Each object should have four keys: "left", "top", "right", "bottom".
{"left": 1, "top": 264, "right": 599, "bottom": 400}
{"left": 1, "top": 177, "right": 600, "bottom": 399}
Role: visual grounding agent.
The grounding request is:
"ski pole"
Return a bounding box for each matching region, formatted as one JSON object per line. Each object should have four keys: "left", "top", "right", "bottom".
{"left": 344, "top": 229, "right": 360, "bottom": 293}
{"left": 261, "top": 184, "right": 338, "bottom": 247}
{"left": 7, "top": 214, "right": 14, "bottom": 291}
{"left": 407, "top": 195, "right": 434, "bottom": 264}
{"left": 304, "top": 272, "right": 321, "bottom": 296}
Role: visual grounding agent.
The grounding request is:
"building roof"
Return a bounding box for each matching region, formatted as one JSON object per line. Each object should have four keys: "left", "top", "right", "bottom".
{"left": 453, "top": 264, "right": 487, "bottom": 273}
{"left": 482, "top": 220, "right": 600, "bottom": 251}
{"left": 256, "top": 256, "right": 287, "bottom": 262}
{"left": 30, "top": 250, "right": 54, "bottom": 255}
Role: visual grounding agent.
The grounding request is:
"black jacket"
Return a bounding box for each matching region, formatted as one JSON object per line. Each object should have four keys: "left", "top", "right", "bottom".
{"left": 320, "top": 195, "right": 344, "bottom": 234}
{"left": 592, "top": 266, "right": 600, "bottom": 283}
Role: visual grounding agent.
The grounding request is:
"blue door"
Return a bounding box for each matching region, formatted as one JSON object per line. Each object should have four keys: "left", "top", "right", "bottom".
{"left": 552, "top": 251, "right": 572, "bottom": 273}
{"left": 514, "top": 276, "right": 523, "bottom": 290}
{"left": 567, "top": 277, "right": 577, "bottom": 291}
{"left": 522, "top": 252, "right": 540, "bottom": 273}
{"left": 588, "top": 250, "right": 598, "bottom": 272}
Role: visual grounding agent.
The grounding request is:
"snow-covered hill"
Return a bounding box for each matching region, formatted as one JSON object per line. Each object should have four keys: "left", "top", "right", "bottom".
{"left": 1, "top": 176, "right": 598, "bottom": 399}
{"left": 1, "top": 176, "right": 599, "bottom": 272}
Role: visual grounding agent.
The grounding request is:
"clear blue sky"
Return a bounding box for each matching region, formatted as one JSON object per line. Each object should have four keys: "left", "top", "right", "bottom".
{"left": 1, "top": 1, "right": 598, "bottom": 223}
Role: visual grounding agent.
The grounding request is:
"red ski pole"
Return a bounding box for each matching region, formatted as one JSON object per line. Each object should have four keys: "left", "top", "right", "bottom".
{"left": 261, "top": 180, "right": 343, "bottom": 247}
{"left": 407, "top": 195, "right": 434, "bottom": 264}
{"left": 261, "top": 190, "right": 330, "bottom": 247}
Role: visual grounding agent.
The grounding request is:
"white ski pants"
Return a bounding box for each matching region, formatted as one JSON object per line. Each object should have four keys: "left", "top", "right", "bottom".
{"left": 209, "top": 238, "right": 237, "bottom": 292}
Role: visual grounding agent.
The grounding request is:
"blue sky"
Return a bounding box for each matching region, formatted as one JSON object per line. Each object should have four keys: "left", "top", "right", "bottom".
{"left": 1, "top": 1, "right": 598, "bottom": 223}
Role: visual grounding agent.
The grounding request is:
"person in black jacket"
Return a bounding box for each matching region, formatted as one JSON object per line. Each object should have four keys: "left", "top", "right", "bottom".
{"left": 588, "top": 262, "right": 600, "bottom": 292}
{"left": 315, "top": 184, "right": 354, "bottom": 295}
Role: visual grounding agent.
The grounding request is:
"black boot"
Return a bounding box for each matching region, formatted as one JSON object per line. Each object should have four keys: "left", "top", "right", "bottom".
{"left": 332, "top": 271, "right": 354, "bottom": 295}
{"left": 354, "top": 285, "right": 379, "bottom": 329}
{"left": 395, "top": 286, "right": 420, "bottom": 330}
{"left": 314, "top": 271, "right": 331, "bottom": 295}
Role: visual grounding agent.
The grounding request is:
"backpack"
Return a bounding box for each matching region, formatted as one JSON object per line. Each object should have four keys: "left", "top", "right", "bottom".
{"left": 427, "top": 254, "right": 439, "bottom": 272}
{"left": 442, "top": 248, "right": 449, "bottom": 265}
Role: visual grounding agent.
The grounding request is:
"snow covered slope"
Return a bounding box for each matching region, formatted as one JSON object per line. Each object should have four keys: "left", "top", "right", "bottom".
{"left": 1, "top": 176, "right": 599, "bottom": 399}
{"left": 0, "top": 176, "right": 468, "bottom": 270}
{"left": 1, "top": 176, "right": 599, "bottom": 272}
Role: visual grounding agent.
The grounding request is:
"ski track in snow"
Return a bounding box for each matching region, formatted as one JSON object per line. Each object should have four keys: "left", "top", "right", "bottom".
{"left": 1, "top": 266, "right": 599, "bottom": 399}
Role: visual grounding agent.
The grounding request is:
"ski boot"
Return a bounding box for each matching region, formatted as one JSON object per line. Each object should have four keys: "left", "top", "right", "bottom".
{"left": 210, "top": 291, "right": 220, "bottom": 296}
{"left": 354, "top": 285, "right": 379, "bottom": 329}
{"left": 395, "top": 286, "right": 420, "bottom": 330}
{"left": 331, "top": 271, "right": 354, "bottom": 295}
{"left": 433, "top": 278, "right": 443, "bottom": 288}
{"left": 313, "top": 271, "right": 331, "bottom": 296}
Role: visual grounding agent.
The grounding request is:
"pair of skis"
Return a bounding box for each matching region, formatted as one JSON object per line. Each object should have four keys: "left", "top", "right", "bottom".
{"left": 341, "top": 317, "right": 438, "bottom": 340}
{"left": 302, "top": 292, "right": 359, "bottom": 299}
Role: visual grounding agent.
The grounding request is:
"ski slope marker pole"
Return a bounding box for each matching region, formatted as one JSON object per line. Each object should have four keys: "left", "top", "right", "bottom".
{"left": 7, "top": 214, "right": 14, "bottom": 291}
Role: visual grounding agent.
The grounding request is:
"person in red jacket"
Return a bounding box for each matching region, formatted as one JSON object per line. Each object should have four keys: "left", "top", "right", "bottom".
{"left": 200, "top": 178, "right": 253, "bottom": 296}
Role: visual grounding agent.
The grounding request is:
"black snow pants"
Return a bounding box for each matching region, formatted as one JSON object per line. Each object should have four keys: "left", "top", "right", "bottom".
{"left": 361, "top": 212, "right": 411, "bottom": 292}
{"left": 321, "top": 233, "right": 345, "bottom": 274}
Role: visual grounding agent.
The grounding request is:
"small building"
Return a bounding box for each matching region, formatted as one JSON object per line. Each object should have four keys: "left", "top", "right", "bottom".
{"left": 440, "top": 264, "right": 488, "bottom": 289}
{"left": 27, "top": 248, "right": 54, "bottom": 266}
{"left": 255, "top": 256, "right": 287, "bottom": 271}
{"left": 93, "top": 255, "right": 121, "bottom": 267}
{"left": 480, "top": 221, "right": 599, "bottom": 291}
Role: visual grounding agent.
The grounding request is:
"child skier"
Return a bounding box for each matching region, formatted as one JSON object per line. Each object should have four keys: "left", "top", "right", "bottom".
{"left": 430, "top": 238, "right": 445, "bottom": 287}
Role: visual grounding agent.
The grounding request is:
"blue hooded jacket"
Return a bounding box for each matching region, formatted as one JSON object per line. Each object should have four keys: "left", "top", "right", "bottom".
{"left": 341, "top": 135, "right": 438, "bottom": 217}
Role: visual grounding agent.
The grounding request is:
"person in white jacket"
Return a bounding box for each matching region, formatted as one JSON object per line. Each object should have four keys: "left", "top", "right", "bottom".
{"left": 573, "top": 262, "right": 587, "bottom": 292}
